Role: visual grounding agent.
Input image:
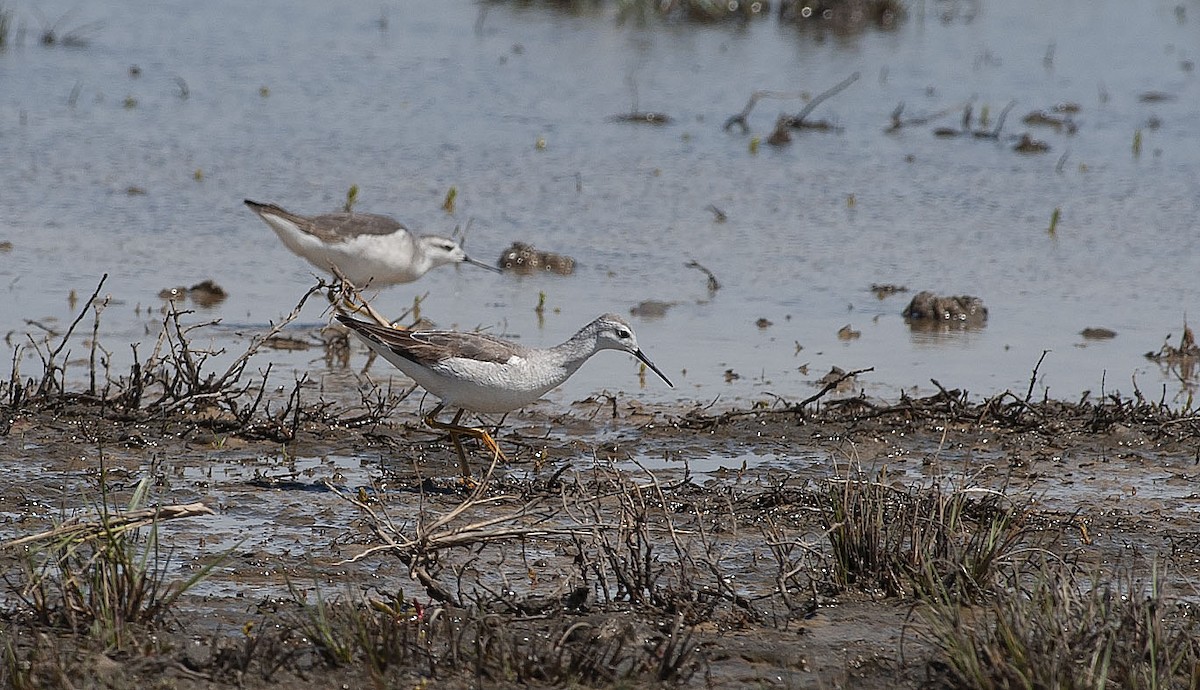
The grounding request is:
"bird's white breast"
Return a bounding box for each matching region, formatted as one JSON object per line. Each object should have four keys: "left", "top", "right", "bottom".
{"left": 426, "top": 354, "right": 569, "bottom": 413}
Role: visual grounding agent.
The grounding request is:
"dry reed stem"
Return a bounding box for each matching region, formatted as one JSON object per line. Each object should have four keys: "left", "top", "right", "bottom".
{"left": 2, "top": 502, "right": 214, "bottom": 550}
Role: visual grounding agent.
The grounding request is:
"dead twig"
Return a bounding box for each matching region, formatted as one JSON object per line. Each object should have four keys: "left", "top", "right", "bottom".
{"left": 789, "top": 71, "right": 859, "bottom": 129}
{"left": 886, "top": 100, "right": 971, "bottom": 133}
{"left": 329, "top": 267, "right": 424, "bottom": 329}
{"left": 326, "top": 456, "right": 608, "bottom": 605}
{"left": 797, "top": 366, "right": 874, "bottom": 409}
{"left": 724, "top": 90, "right": 808, "bottom": 133}
{"left": 685, "top": 260, "right": 721, "bottom": 292}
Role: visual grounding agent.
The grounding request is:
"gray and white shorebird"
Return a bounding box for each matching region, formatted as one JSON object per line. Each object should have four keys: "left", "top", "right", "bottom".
{"left": 335, "top": 312, "right": 674, "bottom": 476}
{"left": 244, "top": 199, "right": 497, "bottom": 286}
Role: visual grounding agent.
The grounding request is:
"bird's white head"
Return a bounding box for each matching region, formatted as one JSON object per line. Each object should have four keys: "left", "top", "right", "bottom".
{"left": 592, "top": 314, "right": 673, "bottom": 387}
{"left": 418, "top": 235, "right": 500, "bottom": 274}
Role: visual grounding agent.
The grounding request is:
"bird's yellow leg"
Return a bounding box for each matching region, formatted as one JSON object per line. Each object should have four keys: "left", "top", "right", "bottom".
{"left": 423, "top": 405, "right": 508, "bottom": 478}
{"left": 447, "top": 409, "right": 470, "bottom": 478}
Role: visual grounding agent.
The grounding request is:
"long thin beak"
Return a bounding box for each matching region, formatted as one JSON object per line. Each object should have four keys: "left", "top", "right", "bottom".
{"left": 634, "top": 349, "right": 674, "bottom": 387}
{"left": 463, "top": 255, "right": 502, "bottom": 273}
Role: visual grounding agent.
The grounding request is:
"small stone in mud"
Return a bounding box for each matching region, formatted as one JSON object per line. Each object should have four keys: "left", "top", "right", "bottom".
{"left": 756, "top": 318, "right": 773, "bottom": 329}
{"left": 1080, "top": 327, "right": 1117, "bottom": 340}
{"left": 902, "top": 291, "right": 988, "bottom": 326}
{"left": 870, "top": 283, "right": 907, "bottom": 299}
{"left": 1139, "top": 91, "right": 1174, "bottom": 102}
{"left": 724, "top": 369, "right": 740, "bottom": 382}
{"left": 837, "top": 324, "right": 861, "bottom": 340}
{"left": 498, "top": 242, "right": 576, "bottom": 275}
{"left": 630, "top": 300, "right": 672, "bottom": 318}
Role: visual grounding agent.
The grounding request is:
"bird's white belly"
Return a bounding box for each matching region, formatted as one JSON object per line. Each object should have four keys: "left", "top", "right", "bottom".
{"left": 418, "top": 356, "right": 567, "bottom": 413}
{"left": 265, "top": 217, "right": 415, "bottom": 284}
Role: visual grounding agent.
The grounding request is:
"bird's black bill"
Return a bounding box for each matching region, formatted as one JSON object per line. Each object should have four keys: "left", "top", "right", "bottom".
{"left": 634, "top": 349, "right": 673, "bottom": 387}
{"left": 463, "top": 255, "right": 502, "bottom": 273}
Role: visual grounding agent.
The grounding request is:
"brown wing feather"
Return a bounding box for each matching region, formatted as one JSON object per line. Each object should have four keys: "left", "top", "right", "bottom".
{"left": 336, "top": 315, "right": 518, "bottom": 366}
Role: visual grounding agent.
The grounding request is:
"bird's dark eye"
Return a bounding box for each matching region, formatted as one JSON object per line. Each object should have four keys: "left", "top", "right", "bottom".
{"left": 616, "top": 328, "right": 631, "bottom": 339}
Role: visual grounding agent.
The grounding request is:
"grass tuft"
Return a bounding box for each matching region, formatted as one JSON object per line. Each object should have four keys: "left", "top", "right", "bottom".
{"left": 5, "top": 465, "right": 223, "bottom": 648}
{"left": 921, "top": 559, "right": 1200, "bottom": 689}
{"left": 287, "top": 589, "right": 699, "bottom": 685}
{"left": 819, "top": 466, "right": 1031, "bottom": 599}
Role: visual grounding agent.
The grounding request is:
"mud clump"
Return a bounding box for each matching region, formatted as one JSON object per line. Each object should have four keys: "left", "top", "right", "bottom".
{"left": 1013, "top": 133, "right": 1050, "bottom": 153}
{"left": 187, "top": 279, "right": 228, "bottom": 307}
{"left": 157, "top": 280, "right": 228, "bottom": 307}
{"left": 498, "top": 242, "right": 575, "bottom": 275}
{"left": 902, "top": 291, "right": 987, "bottom": 327}
{"left": 1080, "top": 327, "right": 1117, "bottom": 340}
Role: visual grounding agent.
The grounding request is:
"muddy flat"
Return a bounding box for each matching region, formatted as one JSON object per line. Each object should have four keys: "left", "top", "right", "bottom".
{"left": 3, "top": 346, "right": 1198, "bottom": 687}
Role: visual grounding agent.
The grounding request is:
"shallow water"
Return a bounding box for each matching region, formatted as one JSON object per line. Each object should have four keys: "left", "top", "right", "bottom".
{"left": 2, "top": 0, "right": 1198, "bottom": 410}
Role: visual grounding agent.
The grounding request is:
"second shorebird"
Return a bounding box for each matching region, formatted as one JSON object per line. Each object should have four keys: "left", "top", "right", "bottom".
{"left": 244, "top": 199, "right": 497, "bottom": 286}
{"left": 336, "top": 312, "right": 673, "bottom": 476}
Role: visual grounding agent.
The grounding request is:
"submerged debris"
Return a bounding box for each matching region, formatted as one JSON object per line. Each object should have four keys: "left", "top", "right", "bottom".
{"left": 498, "top": 242, "right": 575, "bottom": 275}
{"left": 1080, "top": 327, "right": 1117, "bottom": 340}
{"left": 685, "top": 260, "right": 721, "bottom": 292}
{"left": 1022, "top": 109, "right": 1078, "bottom": 133}
{"left": 630, "top": 300, "right": 673, "bottom": 318}
{"left": 870, "top": 283, "right": 907, "bottom": 299}
{"left": 724, "top": 72, "right": 858, "bottom": 134}
{"left": 1145, "top": 325, "right": 1199, "bottom": 364}
{"left": 263, "top": 335, "right": 313, "bottom": 351}
{"left": 608, "top": 111, "right": 673, "bottom": 125}
{"left": 902, "top": 291, "right": 988, "bottom": 327}
{"left": 1138, "top": 91, "right": 1174, "bottom": 103}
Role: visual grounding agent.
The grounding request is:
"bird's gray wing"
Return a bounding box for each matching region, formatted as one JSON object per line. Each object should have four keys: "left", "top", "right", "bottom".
{"left": 306, "top": 213, "right": 408, "bottom": 243}
{"left": 337, "top": 316, "right": 518, "bottom": 366}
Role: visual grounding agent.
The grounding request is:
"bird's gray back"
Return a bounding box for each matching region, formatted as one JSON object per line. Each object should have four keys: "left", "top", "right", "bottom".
{"left": 305, "top": 213, "right": 408, "bottom": 243}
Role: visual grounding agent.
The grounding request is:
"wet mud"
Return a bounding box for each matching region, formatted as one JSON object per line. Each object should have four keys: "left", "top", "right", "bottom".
{"left": 3, "top": 374, "right": 1199, "bottom": 688}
